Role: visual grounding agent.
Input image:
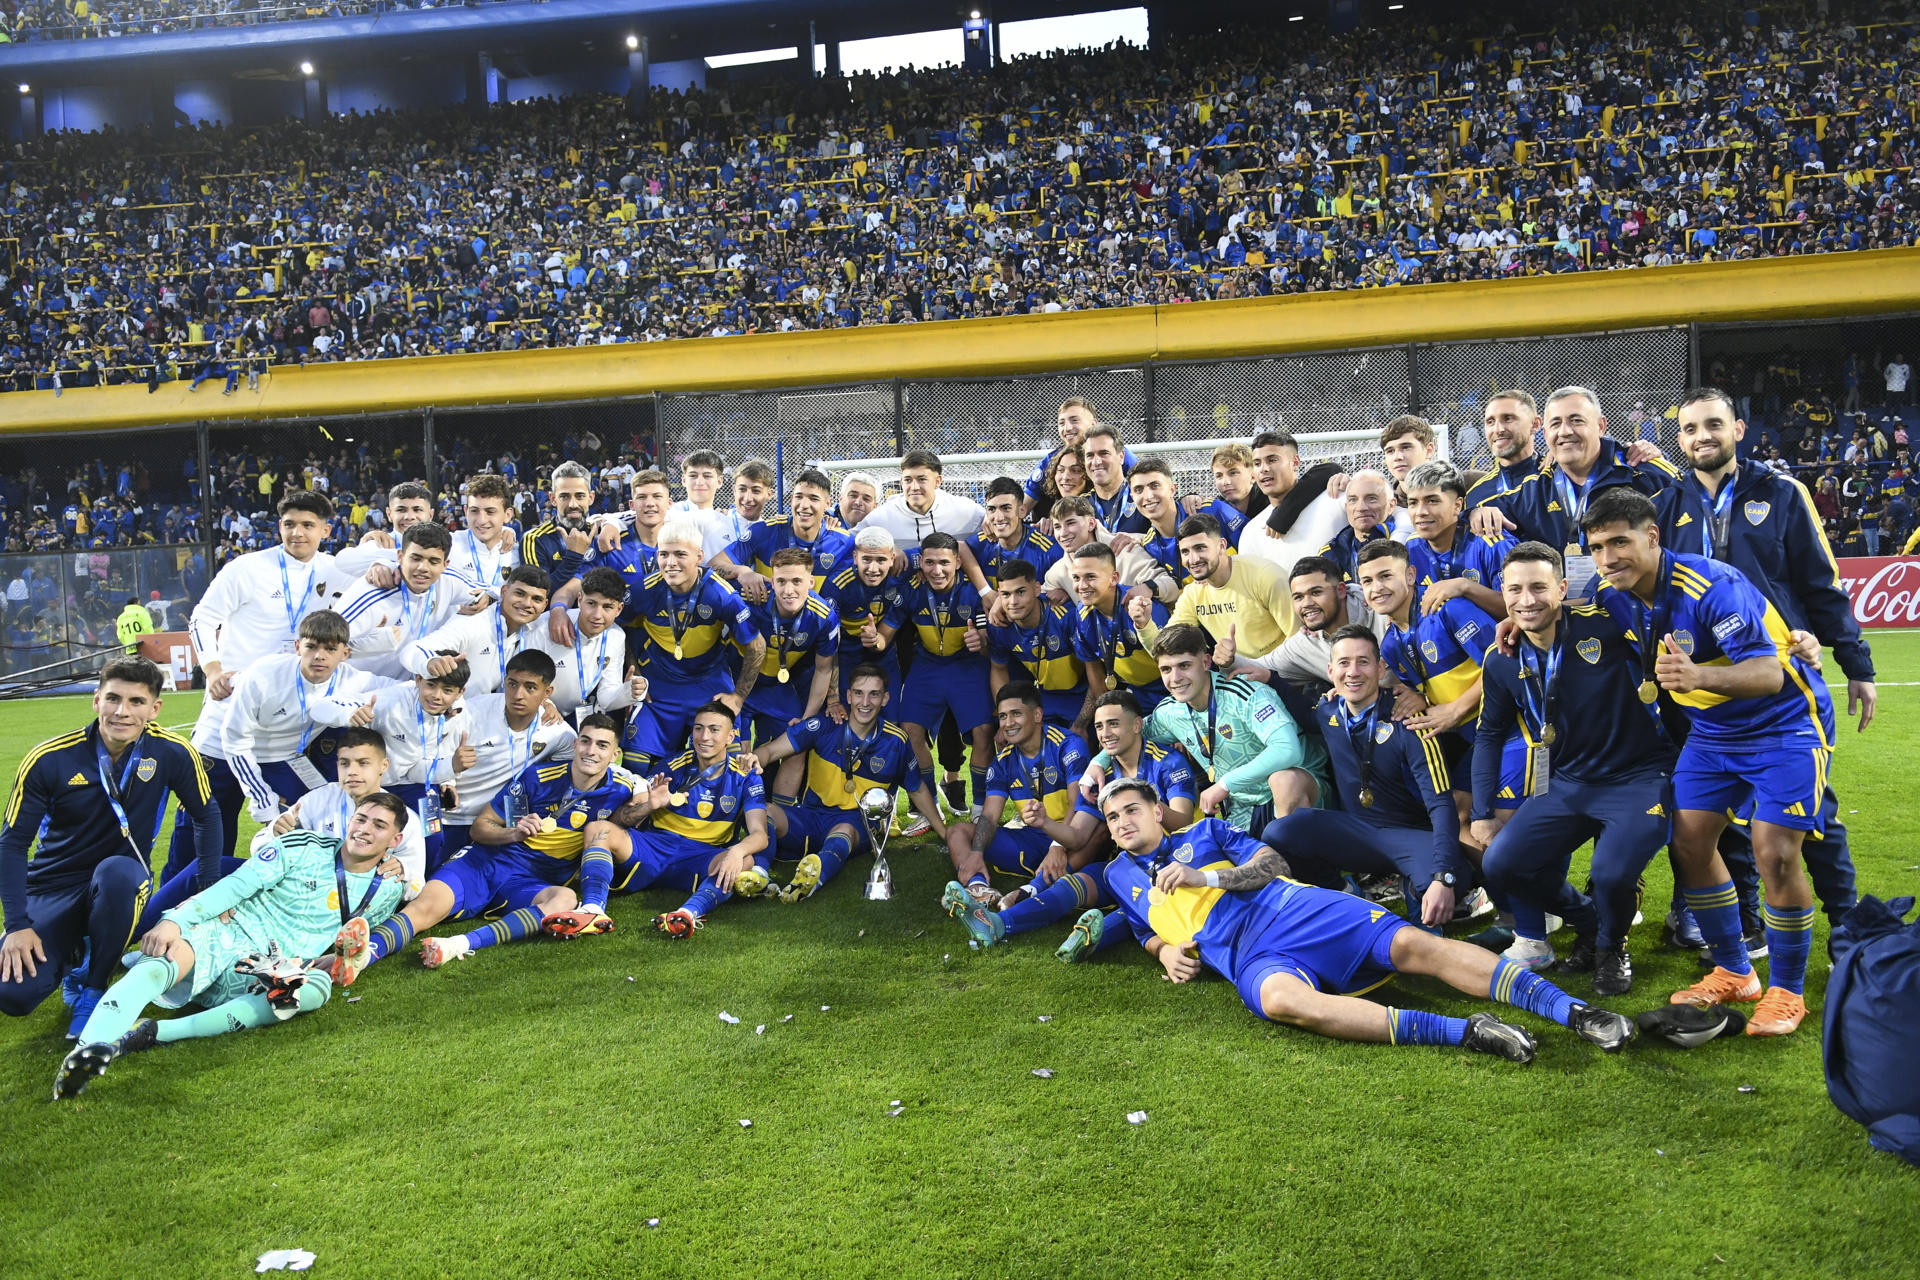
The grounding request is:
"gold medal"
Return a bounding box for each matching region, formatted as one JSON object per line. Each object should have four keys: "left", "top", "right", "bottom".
{"left": 1540, "top": 724, "right": 1557, "bottom": 746}
{"left": 777, "top": 667, "right": 790, "bottom": 684}
{"left": 1358, "top": 787, "right": 1375, "bottom": 808}
{"left": 1146, "top": 886, "right": 1168, "bottom": 905}
{"left": 667, "top": 791, "right": 690, "bottom": 806}
{"left": 1564, "top": 542, "right": 1581, "bottom": 558}
{"left": 673, "top": 643, "right": 684, "bottom": 660}
{"left": 538, "top": 816, "right": 558, "bottom": 833}
{"left": 1638, "top": 679, "right": 1658, "bottom": 704}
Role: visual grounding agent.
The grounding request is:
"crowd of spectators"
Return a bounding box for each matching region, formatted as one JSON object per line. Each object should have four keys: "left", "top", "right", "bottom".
{"left": 0, "top": 0, "right": 534, "bottom": 42}
{"left": 1, "top": 1, "right": 1916, "bottom": 393}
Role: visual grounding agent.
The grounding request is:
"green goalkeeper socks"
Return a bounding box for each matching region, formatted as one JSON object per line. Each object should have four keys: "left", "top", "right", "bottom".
{"left": 79, "top": 957, "right": 177, "bottom": 1047}
{"left": 156, "top": 974, "right": 331, "bottom": 1043}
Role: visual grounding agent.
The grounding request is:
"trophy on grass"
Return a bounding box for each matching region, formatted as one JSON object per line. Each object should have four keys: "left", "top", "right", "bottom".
{"left": 860, "top": 787, "right": 895, "bottom": 901}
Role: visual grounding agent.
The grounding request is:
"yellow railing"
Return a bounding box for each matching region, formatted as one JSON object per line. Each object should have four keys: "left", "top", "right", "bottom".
{"left": 0, "top": 245, "right": 1915, "bottom": 437}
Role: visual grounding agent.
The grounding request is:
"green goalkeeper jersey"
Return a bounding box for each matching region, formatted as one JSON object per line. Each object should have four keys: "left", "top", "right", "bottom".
{"left": 1137, "top": 673, "right": 1330, "bottom": 829}
{"left": 162, "top": 829, "right": 404, "bottom": 961}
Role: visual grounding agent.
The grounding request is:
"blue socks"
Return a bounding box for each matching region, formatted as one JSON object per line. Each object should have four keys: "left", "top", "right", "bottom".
{"left": 1388, "top": 1007, "right": 1467, "bottom": 1046}
{"left": 1490, "top": 955, "right": 1578, "bottom": 1027}
{"left": 968, "top": 765, "right": 988, "bottom": 810}
{"left": 578, "top": 846, "right": 615, "bottom": 913}
{"left": 814, "top": 832, "right": 856, "bottom": 884}
{"left": 1683, "top": 879, "right": 1753, "bottom": 976}
{"left": 1763, "top": 902, "right": 1816, "bottom": 995}
{"left": 1000, "top": 871, "right": 1103, "bottom": 937}
{"left": 466, "top": 907, "right": 543, "bottom": 952}
{"left": 679, "top": 876, "right": 730, "bottom": 919}
{"left": 368, "top": 914, "right": 415, "bottom": 964}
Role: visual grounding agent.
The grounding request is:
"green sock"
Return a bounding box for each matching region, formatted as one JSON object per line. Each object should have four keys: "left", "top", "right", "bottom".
{"left": 80, "top": 958, "right": 177, "bottom": 1047}
{"left": 156, "top": 975, "right": 331, "bottom": 1043}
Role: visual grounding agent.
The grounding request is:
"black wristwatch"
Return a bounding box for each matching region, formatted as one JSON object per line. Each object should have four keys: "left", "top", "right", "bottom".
{"left": 1432, "top": 872, "right": 1458, "bottom": 889}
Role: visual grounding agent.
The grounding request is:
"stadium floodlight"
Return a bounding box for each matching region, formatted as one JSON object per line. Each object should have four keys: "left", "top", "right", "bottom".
{"left": 1288, "top": 12, "right": 1304, "bottom": 20}
{"left": 626, "top": 34, "right": 639, "bottom": 49}
{"left": 299, "top": 61, "right": 315, "bottom": 75}
{"left": 1387, "top": 3, "right": 1404, "bottom": 8}
{"left": 16, "top": 84, "right": 27, "bottom": 95}
{"left": 969, "top": 9, "right": 981, "bottom": 18}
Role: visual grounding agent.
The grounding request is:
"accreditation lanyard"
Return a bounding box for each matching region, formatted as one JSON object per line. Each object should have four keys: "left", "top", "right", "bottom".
{"left": 572, "top": 624, "right": 611, "bottom": 704}
{"left": 332, "top": 848, "right": 384, "bottom": 927}
{"left": 1186, "top": 683, "right": 1220, "bottom": 781}
{"left": 398, "top": 581, "right": 438, "bottom": 643}
{"left": 1341, "top": 700, "right": 1380, "bottom": 808}
{"left": 467, "top": 530, "right": 504, "bottom": 588}
{"left": 295, "top": 669, "right": 340, "bottom": 753}
{"left": 1552, "top": 467, "right": 1600, "bottom": 551}
{"left": 95, "top": 734, "right": 146, "bottom": 846}
{"left": 417, "top": 702, "right": 445, "bottom": 787}
{"left": 1696, "top": 473, "right": 1736, "bottom": 559}
{"left": 1630, "top": 553, "right": 1675, "bottom": 710}
{"left": 842, "top": 723, "right": 882, "bottom": 795}
{"left": 1517, "top": 629, "right": 1564, "bottom": 746}
{"left": 278, "top": 549, "right": 317, "bottom": 644}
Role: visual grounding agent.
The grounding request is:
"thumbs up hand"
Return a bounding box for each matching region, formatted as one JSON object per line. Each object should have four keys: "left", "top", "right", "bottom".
{"left": 453, "top": 730, "right": 477, "bottom": 773}
{"left": 1654, "top": 633, "right": 1701, "bottom": 694}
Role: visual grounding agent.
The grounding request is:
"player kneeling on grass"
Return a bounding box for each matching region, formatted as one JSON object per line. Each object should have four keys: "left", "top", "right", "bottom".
{"left": 1082, "top": 778, "right": 1635, "bottom": 1062}
{"left": 55, "top": 797, "right": 410, "bottom": 1099}
{"left": 750, "top": 663, "right": 949, "bottom": 903}
{"left": 357, "top": 716, "right": 638, "bottom": 970}
{"left": 946, "top": 689, "right": 1197, "bottom": 951}
{"left": 606, "top": 702, "right": 770, "bottom": 939}
{"left": 943, "top": 683, "right": 1091, "bottom": 910}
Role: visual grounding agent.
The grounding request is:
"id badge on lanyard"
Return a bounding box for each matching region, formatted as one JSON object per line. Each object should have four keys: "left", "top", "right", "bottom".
{"left": 418, "top": 788, "right": 443, "bottom": 836}
{"left": 1526, "top": 742, "right": 1551, "bottom": 797}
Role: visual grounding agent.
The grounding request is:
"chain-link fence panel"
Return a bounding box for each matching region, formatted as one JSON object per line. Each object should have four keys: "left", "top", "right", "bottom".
{"left": 1413, "top": 328, "right": 1689, "bottom": 470}
{"left": 658, "top": 383, "right": 898, "bottom": 504}
{"left": 438, "top": 399, "right": 657, "bottom": 529}
{"left": 903, "top": 368, "right": 1147, "bottom": 456}
{"left": 1152, "top": 348, "right": 1412, "bottom": 449}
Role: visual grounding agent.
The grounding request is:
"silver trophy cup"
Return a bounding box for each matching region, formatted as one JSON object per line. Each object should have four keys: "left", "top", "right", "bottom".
{"left": 860, "top": 787, "right": 894, "bottom": 900}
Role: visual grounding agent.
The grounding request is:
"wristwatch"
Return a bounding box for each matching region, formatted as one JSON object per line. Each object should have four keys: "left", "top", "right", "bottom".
{"left": 1432, "top": 872, "right": 1458, "bottom": 889}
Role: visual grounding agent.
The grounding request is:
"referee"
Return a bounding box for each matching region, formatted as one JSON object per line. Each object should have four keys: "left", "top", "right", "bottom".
{"left": 1656, "top": 387, "right": 1873, "bottom": 933}
{"left": 0, "top": 657, "right": 223, "bottom": 1038}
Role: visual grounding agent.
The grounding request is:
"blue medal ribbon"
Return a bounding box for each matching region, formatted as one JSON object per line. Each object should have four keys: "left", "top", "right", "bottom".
{"left": 1695, "top": 473, "right": 1736, "bottom": 559}
{"left": 1517, "top": 629, "right": 1564, "bottom": 743}
{"left": 295, "top": 668, "right": 340, "bottom": 753}
{"left": 278, "top": 549, "right": 317, "bottom": 644}
{"left": 1552, "top": 467, "right": 1600, "bottom": 550}
{"left": 94, "top": 732, "right": 145, "bottom": 845}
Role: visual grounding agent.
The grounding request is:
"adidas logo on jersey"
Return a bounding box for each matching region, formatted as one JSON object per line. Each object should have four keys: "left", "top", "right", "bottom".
{"left": 1646, "top": 802, "right": 1666, "bottom": 817}
{"left": 67, "top": 772, "right": 88, "bottom": 786}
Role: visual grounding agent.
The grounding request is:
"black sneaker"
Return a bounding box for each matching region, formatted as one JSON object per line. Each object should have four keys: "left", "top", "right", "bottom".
{"left": 1697, "top": 929, "right": 1769, "bottom": 970}
{"left": 53, "top": 1042, "right": 114, "bottom": 1100}
{"left": 115, "top": 1018, "right": 160, "bottom": 1058}
{"left": 1634, "top": 1002, "right": 1749, "bottom": 1048}
{"left": 1568, "top": 1003, "right": 1637, "bottom": 1052}
{"left": 1461, "top": 1011, "right": 1536, "bottom": 1064}
{"left": 1554, "top": 934, "right": 1597, "bottom": 974}
{"left": 1594, "top": 944, "right": 1633, "bottom": 997}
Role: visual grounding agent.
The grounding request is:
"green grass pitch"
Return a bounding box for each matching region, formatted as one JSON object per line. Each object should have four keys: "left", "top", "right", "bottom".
{"left": 2, "top": 640, "right": 1917, "bottom": 1279}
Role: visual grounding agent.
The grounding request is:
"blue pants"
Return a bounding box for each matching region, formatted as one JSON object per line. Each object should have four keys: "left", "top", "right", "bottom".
{"left": 303, "top": 728, "right": 343, "bottom": 783}
{"left": 1483, "top": 773, "right": 1669, "bottom": 951}
{"left": 1715, "top": 782, "right": 1858, "bottom": 926}
{"left": 984, "top": 824, "right": 1052, "bottom": 877}
{"left": 437, "top": 845, "right": 569, "bottom": 920}
{"left": 441, "top": 824, "right": 473, "bottom": 865}
{"left": 162, "top": 753, "right": 241, "bottom": 881}
{"left": 623, "top": 679, "right": 731, "bottom": 765}
{"left": 0, "top": 856, "right": 151, "bottom": 1014}
{"left": 1261, "top": 809, "right": 1445, "bottom": 889}
{"left": 1234, "top": 883, "right": 1409, "bottom": 1015}
{"left": 774, "top": 804, "right": 868, "bottom": 862}
{"left": 257, "top": 759, "right": 323, "bottom": 809}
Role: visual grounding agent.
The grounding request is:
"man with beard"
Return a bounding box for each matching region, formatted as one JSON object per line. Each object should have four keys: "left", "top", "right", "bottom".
{"left": 1466, "top": 391, "right": 1546, "bottom": 510}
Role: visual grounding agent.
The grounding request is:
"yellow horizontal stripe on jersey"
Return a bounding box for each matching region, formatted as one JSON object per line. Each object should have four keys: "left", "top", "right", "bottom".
{"left": 655, "top": 812, "right": 736, "bottom": 845}
{"left": 1141, "top": 858, "right": 1235, "bottom": 948}
{"left": 1422, "top": 659, "right": 1481, "bottom": 708}
{"left": 642, "top": 617, "right": 727, "bottom": 659}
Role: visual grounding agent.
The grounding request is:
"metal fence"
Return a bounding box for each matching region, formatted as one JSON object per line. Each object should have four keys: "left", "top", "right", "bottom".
{"left": 9, "top": 316, "right": 1907, "bottom": 687}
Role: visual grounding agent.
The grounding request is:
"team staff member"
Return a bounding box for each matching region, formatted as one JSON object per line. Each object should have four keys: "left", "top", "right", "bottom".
{"left": 1655, "top": 386, "right": 1873, "bottom": 930}
{"left": 1318, "top": 471, "right": 1397, "bottom": 584}
{"left": 1465, "top": 390, "right": 1546, "bottom": 510}
{"left": 520, "top": 461, "right": 604, "bottom": 595}
{"left": 1473, "top": 544, "right": 1677, "bottom": 995}
{"left": 1, "top": 658, "right": 220, "bottom": 1037}
{"left": 1261, "top": 626, "right": 1468, "bottom": 932}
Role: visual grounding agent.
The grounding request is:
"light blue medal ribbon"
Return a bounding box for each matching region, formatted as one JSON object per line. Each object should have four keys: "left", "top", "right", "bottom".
{"left": 573, "top": 621, "right": 611, "bottom": 705}
{"left": 94, "top": 733, "right": 144, "bottom": 844}
{"left": 295, "top": 668, "right": 340, "bottom": 753}
{"left": 278, "top": 549, "right": 316, "bottom": 645}
{"left": 1552, "top": 467, "right": 1599, "bottom": 550}
{"left": 1517, "top": 629, "right": 1564, "bottom": 745}
{"left": 1696, "top": 474, "right": 1736, "bottom": 559}
{"left": 418, "top": 701, "right": 444, "bottom": 788}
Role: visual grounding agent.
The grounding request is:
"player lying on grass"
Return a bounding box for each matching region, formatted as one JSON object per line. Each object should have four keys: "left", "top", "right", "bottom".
{"left": 942, "top": 688, "right": 1196, "bottom": 948}
{"left": 357, "top": 715, "right": 638, "bottom": 971}
{"left": 1066, "top": 778, "right": 1636, "bottom": 1062}
{"left": 54, "top": 796, "right": 410, "bottom": 1098}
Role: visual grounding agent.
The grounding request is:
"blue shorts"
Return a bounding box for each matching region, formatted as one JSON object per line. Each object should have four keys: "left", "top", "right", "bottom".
{"left": 436, "top": 844, "right": 572, "bottom": 920}
{"left": 1232, "top": 883, "right": 1408, "bottom": 1018}
{"left": 985, "top": 824, "right": 1052, "bottom": 877}
{"left": 611, "top": 829, "right": 720, "bottom": 894}
{"left": 1675, "top": 741, "right": 1831, "bottom": 834}
{"left": 1447, "top": 731, "right": 1531, "bottom": 808}
{"left": 774, "top": 804, "right": 868, "bottom": 861}
{"left": 898, "top": 656, "right": 992, "bottom": 736}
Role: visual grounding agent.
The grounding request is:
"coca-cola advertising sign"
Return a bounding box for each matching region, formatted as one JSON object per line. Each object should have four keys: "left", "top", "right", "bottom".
{"left": 1837, "top": 557, "right": 1920, "bottom": 628}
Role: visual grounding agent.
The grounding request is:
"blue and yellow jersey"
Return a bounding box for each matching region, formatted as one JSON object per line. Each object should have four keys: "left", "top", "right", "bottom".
{"left": 1406, "top": 530, "right": 1515, "bottom": 604}
{"left": 1320, "top": 525, "right": 1394, "bottom": 582}
{"left": 1073, "top": 597, "right": 1169, "bottom": 701}
{"left": 1104, "top": 818, "right": 1288, "bottom": 972}
{"left": 521, "top": 520, "right": 587, "bottom": 587}
{"left": 624, "top": 567, "right": 761, "bottom": 683}
{"left": 747, "top": 592, "right": 840, "bottom": 685}
{"left": 885, "top": 574, "right": 987, "bottom": 663}
{"left": 987, "top": 604, "right": 1087, "bottom": 697}
{"left": 733, "top": 515, "right": 852, "bottom": 587}
{"left": 1382, "top": 597, "right": 1498, "bottom": 711}
{"left": 1, "top": 723, "right": 213, "bottom": 907}
{"left": 591, "top": 535, "right": 660, "bottom": 652}
{"left": 651, "top": 751, "right": 767, "bottom": 846}
{"left": 784, "top": 715, "right": 921, "bottom": 812}
{"left": 1075, "top": 741, "right": 1198, "bottom": 819}
{"left": 968, "top": 528, "right": 1061, "bottom": 585}
{"left": 1487, "top": 442, "right": 1679, "bottom": 550}
{"left": 820, "top": 565, "right": 907, "bottom": 659}
{"left": 1465, "top": 457, "right": 1543, "bottom": 511}
{"left": 1315, "top": 695, "right": 1463, "bottom": 882}
{"left": 1141, "top": 523, "right": 1233, "bottom": 588}
{"left": 1206, "top": 496, "right": 1255, "bottom": 548}
{"left": 1590, "top": 550, "right": 1834, "bottom": 750}
{"left": 985, "top": 725, "right": 1090, "bottom": 824}
{"left": 494, "top": 760, "right": 640, "bottom": 861}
